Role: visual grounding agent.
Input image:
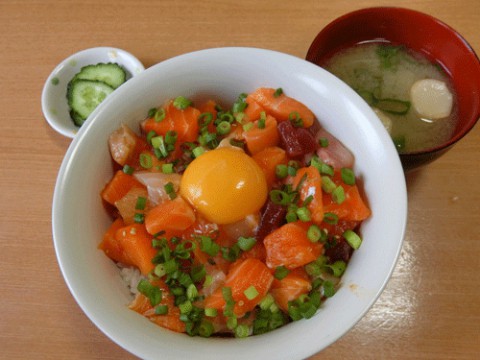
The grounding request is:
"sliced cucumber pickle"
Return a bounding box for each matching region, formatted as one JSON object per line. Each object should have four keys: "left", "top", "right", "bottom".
{"left": 66, "top": 62, "right": 127, "bottom": 127}
{"left": 67, "top": 79, "right": 114, "bottom": 121}
{"left": 72, "top": 63, "right": 127, "bottom": 89}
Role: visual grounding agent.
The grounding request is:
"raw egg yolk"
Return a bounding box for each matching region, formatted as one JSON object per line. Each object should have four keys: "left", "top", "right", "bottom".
{"left": 180, "top": 147, "right": 268, "bottom": 224}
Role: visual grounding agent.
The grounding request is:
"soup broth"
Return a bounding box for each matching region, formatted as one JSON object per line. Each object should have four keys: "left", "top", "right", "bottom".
{"left": 323, "top": 42, "right": 457, "bottom": 153}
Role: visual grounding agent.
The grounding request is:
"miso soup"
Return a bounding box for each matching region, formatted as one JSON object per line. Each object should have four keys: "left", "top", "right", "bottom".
{"left": 323, "top": 42, "right": 457, "bottom": 153}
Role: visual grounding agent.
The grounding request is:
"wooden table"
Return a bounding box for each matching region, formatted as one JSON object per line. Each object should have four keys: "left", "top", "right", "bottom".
{"left": 1, "top": 1, "right": 479, "bottom": 359}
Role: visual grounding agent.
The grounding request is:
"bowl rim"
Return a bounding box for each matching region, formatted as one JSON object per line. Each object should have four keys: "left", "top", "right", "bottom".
{"left": 52, "top": 46, "right": 408, "bottom": 360}
{"left": 306, "top": 6, "right": 480, "bottom": 157}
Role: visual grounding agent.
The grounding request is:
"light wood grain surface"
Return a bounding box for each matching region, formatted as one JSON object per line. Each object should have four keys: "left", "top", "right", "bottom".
{"left": 1, "top": 1, "right": 479, "bottom": 359}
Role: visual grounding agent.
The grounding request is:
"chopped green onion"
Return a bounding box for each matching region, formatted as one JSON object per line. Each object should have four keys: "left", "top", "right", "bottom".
{"left": 259, "top": 294, "right": 275, "bottom": 310}
{"left": 296, "top": 206, "right": 311, "bottom": 222}
{"left": 154, "top": 108, "right": 166, "bottom": 122}
{"left": 321, "top": 175, "right": 336, "bottom": 193}
{"left": 226, "top": 315, "right": 238, "bottom": 330}
{"left": 204, "top": 308, "right": 218, "bottom": 317}
{"left": 221, "top": 244, "right": 241, "bottom": 262}
{"left": 311, "top": 157, "right": 334, "bottom": 176}
{"left": 285, "top": 208, "right": 298, "bottom": 223}
{"left": 198, "top": 320, "right": 215, "bottom": 337}
{"left": 173, "top": 96, "right": 192, "bottom": 110}
{"left": 273, "top": 88, "right": 283, "bottom": 97}
{"left": 307, "top": 224, "right": 322, "bottom": 242}
{"left": 332, "top": 185, "right": 345, "bottom": 204}
{"left": 146, "top": 130, "right": 157, "bottom": 145}
{"left": 163, "top": 258, "right": 179, "bottom": 274}
{"left": 152, "top": 136, "right": 169, "bottom": 158}
{"left": 289, "top": 111, "right": 303, "bottom": 127}
{"left": 133, "top": 213, "right": 145, "bottom": 224}
{"left": 154, "top": 264, "right": 166, "bottom": 277}
{"left": 165, "top": 130, "right": 178, "bottom": 145}
{"left": 237, "top": 236, "right": 256, "bottom": 251}
{"left": 219, "top": 112, "right": 235, "bottom": 123}
{"left": 198, "top": 112, "right": 213, "bottom": 128}
{"left": 222, "top": 287, "right": 235, "bottom": 317}
{"left": 343, "top": 229, "right": 362, "bottom": 250}
{"left": 341, "top": 168, "right": 356, "bottom": 185}
{"left": 274, "top": 266, "right": 290, "bottom": 280}
{"left": 155, "top": 304, "right": 168, "bottom": 315}
{"left": 242, "top": 122, "right": 253, "bottom": 132}
{"left": 164, "top": 182, "right": 176, "bottom": 200}
{"left": 232, "top": 93, "right": 248, "bottom": 113}
{"left": 257, "top": 117, "right": 266, "bottom": 129}
{"left": 179, "top": 300, "right": 193, "bottom": 314}
{"left": 244, "top": 285, "right": 259, "bottom": 300}
{"left": 190, "top": 264, "right": 206, "bottom": 283}
{"left": 216, "top": 121, "right": 231, "bottom": 135}
{"left": 148, "top": 107, "right": 157, "bottom": 117}
{"left": 192, "top": 146, "right": 205, "bottom": 158}
{"left": 323, "top": 280, "right": 336, "bottom": 297}
{"left": 319, "top": 137, "right": 329, "bottom": 147}
{"left": 302, "top": 195, "right": 314, "bottom": 207}
{"left": 139, "top": 153, "right": 153, "bottom": 169}
{"left": 135, "top": 196, "right": 147, "bottom": 210}
{"left": 275, "top": 164, "right": 288, "bottom": 179}
{"left": 203, "top": 274, "right": 213, "bottom": 287}
{"left": 305, "top": 261, "right": 322, "bottom": 277}
{"left": 161, "top": 163, "right": 174, "bottom": 174}
{"left": 151, "top": 135, "right": 163, "bottom": 149}
{"left": 269, "top": 189, "right": 291, "bottom": 206}
{"left": 234, "top": 112, "right": 246, "bottom": 124}
{"left": 235, "top": 324, "right": 250, "bottom": 338}
{"left": 287, "top": 165, "right": 297, "bottom": 176}
{"left": 137, "top": 279, "right": 162, "bottom": 306}
{"left": 326, "top": 260, "right": 347, "bottom": 277}
{"left": 122, "top": 164, "right": 134, "bottom": 175}
{"left": 323, "top": 212, "right": 339, "bottom": 225}
{"left": 200, "top": 236, "right": 220, "bottom": 257}
{"left": 186, "top": 283, "right": 198, "bottom": 300}
{"left": 229, "top": 139, "right": 245, "bottom": 149}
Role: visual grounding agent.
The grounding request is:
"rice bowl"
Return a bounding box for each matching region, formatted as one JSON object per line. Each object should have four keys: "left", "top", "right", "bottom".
{"left": 52, "top": 47, "right": 407, "bottom": 359}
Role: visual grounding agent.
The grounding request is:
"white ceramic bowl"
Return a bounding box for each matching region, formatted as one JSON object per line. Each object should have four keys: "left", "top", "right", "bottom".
{"left": 52, "top": 47, "right": 407, "bottom": 360}
{"left": 42, "top": 47, "right": 145, "bottom": 138}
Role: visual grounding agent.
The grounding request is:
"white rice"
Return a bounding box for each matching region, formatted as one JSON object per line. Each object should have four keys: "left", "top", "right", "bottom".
{"left": 117, "top": 263, "right": 144, "bottom": 296}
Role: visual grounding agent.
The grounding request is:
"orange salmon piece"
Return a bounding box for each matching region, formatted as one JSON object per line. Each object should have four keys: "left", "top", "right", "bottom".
{"left": 290, "top": 166, "right": 324, "bottom": 224}
{"left": 243, "top": 94, "right": 266, "bottom": 122}
{"left": 203, "top": 258, "right": 274, "bottom": 317}
{"left": 243, "top": 115, "right": 280, "bottom": 155}
{"left": 271, "top": 268, "right": 312, "bottom": 312}
{"left": 322, "top": 172, "right": 371, "bottom": 222}
{"left": 142, "top": 100, "right": 201, "bottom": 144}
{"left": 198, "top": 100, "right": 218, "bottom": 133}
{"left": 249, "top": 87, "right": 315, "bottom": 128}
{"left": 144, "top": 196, "right": 196, "bottom": 236}
{"left": 129, "top": 280, "right": 186, "bottom": 333}
{"left": 252, "top": 146, "right": 287, "bottom": 188}
{"left": 114, "top": 223, "right": 157, "bottom": 275}
{"left": 101, "top": 170, "right": 145, "bottom": 206}
{"left": 98, "top": 218, "right": 132, "bottom": 265}
{"left": 264, "top": 221, "right": 323, "bottom": 270}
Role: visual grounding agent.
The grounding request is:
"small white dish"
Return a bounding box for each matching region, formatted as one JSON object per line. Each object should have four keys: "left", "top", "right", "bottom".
{"left": 41, "top": 47, "right": 145, "bottom": 138}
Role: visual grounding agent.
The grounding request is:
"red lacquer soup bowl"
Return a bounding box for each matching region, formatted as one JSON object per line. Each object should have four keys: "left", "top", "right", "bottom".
{"left": 306, "top": 7, "right": 480, "bottom": 171}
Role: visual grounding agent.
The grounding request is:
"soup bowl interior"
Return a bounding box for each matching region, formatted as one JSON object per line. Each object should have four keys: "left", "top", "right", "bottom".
{"left": 52, "top": 47, "right": 407, "bottom": 359}
{"left": 306, "top": 7, "right": 480, "bottom": 170}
